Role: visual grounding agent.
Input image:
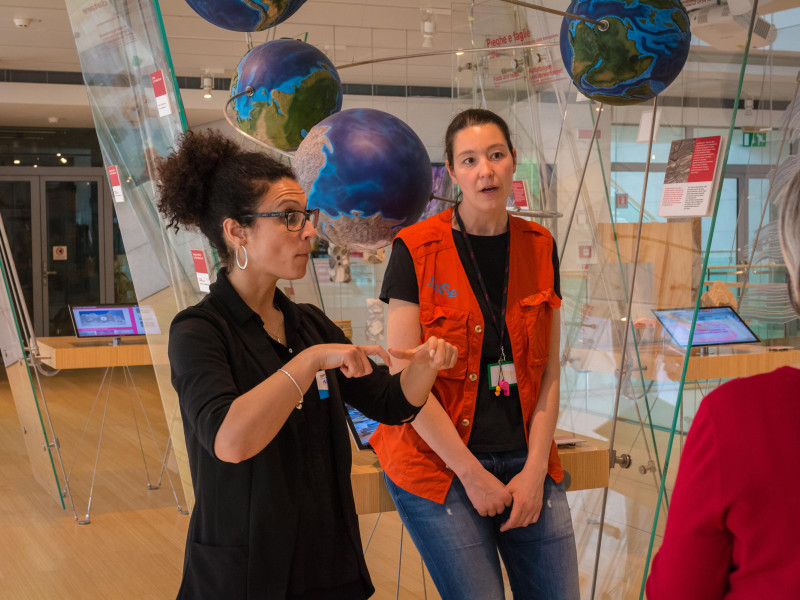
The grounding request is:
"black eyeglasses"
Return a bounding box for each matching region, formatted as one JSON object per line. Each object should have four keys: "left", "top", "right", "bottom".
{"left": 238, "top": 208, "right": 320, "bottom": 231}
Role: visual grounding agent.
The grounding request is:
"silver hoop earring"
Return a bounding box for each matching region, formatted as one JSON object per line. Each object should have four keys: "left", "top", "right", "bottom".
{"left": 235, "top": 245, "right": 248, "bottom": 270}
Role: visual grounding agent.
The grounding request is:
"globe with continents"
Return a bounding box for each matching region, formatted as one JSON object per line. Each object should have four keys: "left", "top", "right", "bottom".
{"left": 293, "top": 108, "right": 432, "bottom": 251}
{"left": 231, "top": 39, "right": 342, "bottom": 151}
{"left": 560, "top": 0, "right": 691, "bottom": 106}
{"left": 185, "top": 0, "right": 306, "bottom": 32}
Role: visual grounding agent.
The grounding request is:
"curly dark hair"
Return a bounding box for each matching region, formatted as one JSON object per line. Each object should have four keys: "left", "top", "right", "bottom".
{"left": 156, "top": 129, "right": 295, "bottom": 266}
{"left": 444, "top": 109, "right": 514, "bottom": 168}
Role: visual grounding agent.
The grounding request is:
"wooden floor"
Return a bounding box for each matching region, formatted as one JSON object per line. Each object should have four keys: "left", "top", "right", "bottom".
{"left": 0, "top": 364, "right": 442, "bottom": 599}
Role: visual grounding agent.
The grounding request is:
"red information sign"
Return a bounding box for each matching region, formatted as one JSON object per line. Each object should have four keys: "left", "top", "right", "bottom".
{"left": 150, "top": 70, "right": 171, "bottom": 117}
{"left": 108, "top": 165, "right": 124, "bottom": 203}
{"left": 191, "top": 249, "right": 210, "bottom": 292}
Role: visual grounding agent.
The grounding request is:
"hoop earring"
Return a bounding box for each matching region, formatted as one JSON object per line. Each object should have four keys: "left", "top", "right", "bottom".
{"left": 235, "top": 245, "right": 248, "bottom": 270}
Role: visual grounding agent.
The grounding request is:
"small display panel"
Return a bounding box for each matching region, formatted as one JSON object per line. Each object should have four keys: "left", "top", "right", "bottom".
{"left": 652, "top": 306, "right": 759, "bottom": 348}
{"left": 344, "top": 403, "right": 379, "bottom": 451}
{"left": 69, "top": 304, "right": 160, "bottom": 338}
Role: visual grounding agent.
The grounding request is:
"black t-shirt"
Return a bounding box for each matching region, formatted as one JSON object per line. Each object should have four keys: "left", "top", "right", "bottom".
{"left": 380, "top": 230, "right": 561, "bottom": 453}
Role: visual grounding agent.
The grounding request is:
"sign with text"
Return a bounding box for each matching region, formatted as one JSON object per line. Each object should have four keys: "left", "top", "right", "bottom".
{"left": 150, "top": 70, "right": 172, "bottom": 117}
{"left": 107, "top": 165, "right": 124, "bottom": 203}
{"left": 659, "top": 136, "right": 724, "bottom": 218}
{"left": 511, "top": 180, "right": 530, "bottom": 208}
{"left": 191, "top": 249, "right": 210, "bottom": 292}
{"left": 488, "top": 32, "right": 566, "bottom": 88}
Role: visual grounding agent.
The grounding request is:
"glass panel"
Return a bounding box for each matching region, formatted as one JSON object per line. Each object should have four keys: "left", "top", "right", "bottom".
{"left": 44, "top": 180, "right": 100, "bottom": 335}
{"left": 0, "top": 181, "right": 33, "bottom": 314}
{"left": 112, "top": 214, "right": 136, "bottom": 304}
{"left": 0, "top": 218, "right": 64, "bottom": 506}
{"left": 65, "top": 0, "right": 204, "bottom": 509}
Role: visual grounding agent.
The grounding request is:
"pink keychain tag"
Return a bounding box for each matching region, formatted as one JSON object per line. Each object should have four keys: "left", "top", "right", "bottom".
{"left": 499, "top": 380, "right": 510, "bottom": 396}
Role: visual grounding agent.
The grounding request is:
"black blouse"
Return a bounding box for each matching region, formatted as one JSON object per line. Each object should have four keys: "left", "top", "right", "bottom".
{"left": 169, "top": 270, "right": 420, "bottom": 599}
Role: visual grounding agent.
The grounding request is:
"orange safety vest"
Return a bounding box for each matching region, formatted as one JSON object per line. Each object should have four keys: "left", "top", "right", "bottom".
{"left": 371, "top": 208, "right": 563, "bottom": 503}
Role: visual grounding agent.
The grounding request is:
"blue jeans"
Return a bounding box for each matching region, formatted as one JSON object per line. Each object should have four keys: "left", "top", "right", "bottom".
{"left": 384, "top": 450, "right": 579, "bottom": 600}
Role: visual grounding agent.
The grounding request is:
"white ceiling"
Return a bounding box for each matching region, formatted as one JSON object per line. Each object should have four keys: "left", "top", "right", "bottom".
{"left": 0, "top": 0, "right": 799, "bottom": 128}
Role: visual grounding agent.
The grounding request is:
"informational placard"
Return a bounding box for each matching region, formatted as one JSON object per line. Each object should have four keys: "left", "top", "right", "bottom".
{"left": 615, "top": 193, "right": 629, "bottom": 209}
{"left": 488, "top": 31, "right": 566, "bottom": 88}
{"left": 511, "top": 180, "right": 530, "bottom": 208}
{"left": 150, "top": 70, "right": 172, "bottom": 117}
{"left": 107, "top": 165, "right": 124, "bottom": 203}
{"left": 659, "top": 136, "right": 724, "bottom": 218}
{"left": 191, "top": 249, "right": 210, "bottom": 292}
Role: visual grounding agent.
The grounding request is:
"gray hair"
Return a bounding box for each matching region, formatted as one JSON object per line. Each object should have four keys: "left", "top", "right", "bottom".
{"left": 779, "top": 170, "right": 800, "bottom": 314}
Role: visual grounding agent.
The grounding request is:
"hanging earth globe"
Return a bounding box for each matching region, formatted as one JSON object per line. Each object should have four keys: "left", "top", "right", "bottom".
{"left": 560, "top": 0, "right": 691, "bottom": 106}
{"left": 185, "top": 0, "right": 307, "bottom": 32}
{"left": 293, "top": 108, "right": 433, "bottom": 252}
{"left": 231, "top": 39, "right": 342, "bottom": 151}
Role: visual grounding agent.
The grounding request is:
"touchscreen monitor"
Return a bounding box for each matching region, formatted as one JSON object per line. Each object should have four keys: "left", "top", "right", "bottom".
{"left": 652, "top": 306, "right": 759, "bottom": 348}
{"left": 69, "top": 304, "right": 160, "bottom": 338}
{"left": 344, "top": 403, "right": 379, "bottom": 451}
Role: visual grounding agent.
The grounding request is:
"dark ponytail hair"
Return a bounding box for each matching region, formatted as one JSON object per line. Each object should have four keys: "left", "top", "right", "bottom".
{"left": 444, "top": 109, "right": 514, "bottom": 167}
{"left": 156, "top": 129, "right": 295, "bottom": 266}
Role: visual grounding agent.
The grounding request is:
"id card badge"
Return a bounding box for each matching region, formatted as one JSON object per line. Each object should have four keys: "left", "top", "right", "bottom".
{"left": 487, "top": 361, "right": 518, "bottom": 397}
{"left": 315, "top": 370, "right": 329, "bottom": 399}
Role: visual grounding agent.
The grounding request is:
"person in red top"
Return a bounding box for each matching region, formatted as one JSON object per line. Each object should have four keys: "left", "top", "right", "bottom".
{"left": 373, "top": 109, "right": 579, "bottom": 600}
{"left": 646, "top": 171, "right": 800, "bottom": 598}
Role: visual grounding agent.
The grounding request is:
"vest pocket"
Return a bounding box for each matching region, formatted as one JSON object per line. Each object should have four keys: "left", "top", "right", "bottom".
{"left": 419, "top": 305, "right": 469, "bottom": 379}
{"left": 519, "top": 291, "right": 555, "bottom": 361}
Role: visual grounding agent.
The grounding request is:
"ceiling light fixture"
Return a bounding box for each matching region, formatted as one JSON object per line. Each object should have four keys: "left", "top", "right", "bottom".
{"left": 202, "top": 76, "right": 213, "bottom": 100}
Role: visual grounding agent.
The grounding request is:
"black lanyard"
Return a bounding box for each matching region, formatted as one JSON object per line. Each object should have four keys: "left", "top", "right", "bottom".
{"left": 453, "top": 204, "right": 511, "bottom": 362}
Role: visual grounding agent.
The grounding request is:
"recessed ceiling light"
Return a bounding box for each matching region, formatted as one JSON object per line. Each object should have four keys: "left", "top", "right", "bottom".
{"left": 13, "top": 159, "right": 20, "bottom": 164}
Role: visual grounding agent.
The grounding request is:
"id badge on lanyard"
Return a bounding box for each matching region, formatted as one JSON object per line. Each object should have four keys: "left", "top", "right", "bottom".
{"left": 487, "top": 360, "right": 517, "bottom": 396}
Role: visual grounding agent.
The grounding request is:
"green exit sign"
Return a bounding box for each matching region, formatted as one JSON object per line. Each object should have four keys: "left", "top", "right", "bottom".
{"left": 743, "top": 131, "right": 767, "bottom": 147}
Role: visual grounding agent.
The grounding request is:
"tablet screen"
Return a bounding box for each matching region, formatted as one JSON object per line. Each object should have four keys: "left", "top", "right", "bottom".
{"left": 344, "top": 403, "right": 379, "bottom": 451}
{"left": 652, "top": 306, "right": 759, "bottom": 348}
{"left": 69, "top": 304, "right": 160, "bottom": 338}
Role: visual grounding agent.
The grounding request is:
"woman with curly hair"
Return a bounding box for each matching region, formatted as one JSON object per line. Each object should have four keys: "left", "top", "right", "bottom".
{"left": 157, "top": 130, "right": 457, "bottom": 600}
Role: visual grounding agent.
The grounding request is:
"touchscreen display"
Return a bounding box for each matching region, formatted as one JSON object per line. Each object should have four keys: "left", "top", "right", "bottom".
{"left": 344, "top": 403, "right": 379, "bottom": 450}
{"left": 652, "top": 306, "right": 759, "bottom": 348}
{"left": 69, "top": 304, "right": 160, "bottom": 338}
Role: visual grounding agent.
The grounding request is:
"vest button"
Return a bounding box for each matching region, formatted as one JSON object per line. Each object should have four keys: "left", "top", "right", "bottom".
{"left": 475, "top": 325, "right": 482, "bottom": 333}
{"left": 468, "top": 372, "right": 477, "bottom": 382}
{"left": 461, "top": 418, "right": 470, "bottom": 427}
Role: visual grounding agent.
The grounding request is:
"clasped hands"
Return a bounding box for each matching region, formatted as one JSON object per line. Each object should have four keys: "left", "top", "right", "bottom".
{"left": 313, "top": 336, "right": 457, "bottom": 377}
{"left": 462, "top": 463, "right": 547, "bottom": 532}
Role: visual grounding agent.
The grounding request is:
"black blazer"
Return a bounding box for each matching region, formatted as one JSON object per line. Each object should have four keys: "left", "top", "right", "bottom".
{"left": 169, "top": 271, "right": 418, "bottom": 599}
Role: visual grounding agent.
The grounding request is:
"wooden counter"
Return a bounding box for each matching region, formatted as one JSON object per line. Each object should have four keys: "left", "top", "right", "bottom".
{"left": 35, "top": 336, "right": 153, "bottom": 370}
{"left": 567, "top": 345, "right": 800, "bottom": 382}
{"left": 350, "top": 433, "right": 610, "bottom": 515}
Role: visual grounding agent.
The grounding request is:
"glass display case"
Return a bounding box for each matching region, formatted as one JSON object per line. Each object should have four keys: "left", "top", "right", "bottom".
{"left": 1, "top": 0, "right": 783, "bottom": 597}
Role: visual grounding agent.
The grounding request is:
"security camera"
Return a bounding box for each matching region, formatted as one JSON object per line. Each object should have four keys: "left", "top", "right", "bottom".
{"left": 14, "top": 17, "right": 33, "bottom": 28}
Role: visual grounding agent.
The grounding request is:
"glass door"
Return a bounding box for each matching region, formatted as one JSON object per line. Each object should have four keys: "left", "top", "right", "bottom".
{"left": 0, "top": 176, "right": 41, "bottom": 336}
{"left": 40, "top": 178, "right": 106, "bottom": 335}
{"left": 0, "top": 168, "right": 115, "bottom": 337}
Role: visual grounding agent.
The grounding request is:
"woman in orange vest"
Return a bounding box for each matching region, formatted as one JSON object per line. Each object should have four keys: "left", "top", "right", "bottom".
{"left": 371, "top": 109, "right": 579, "bottom": 599}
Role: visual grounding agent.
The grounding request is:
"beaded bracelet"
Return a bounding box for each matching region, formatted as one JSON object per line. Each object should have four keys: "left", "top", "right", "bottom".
{"left": 278, "top": 368, "right": 304, "bottom": 410}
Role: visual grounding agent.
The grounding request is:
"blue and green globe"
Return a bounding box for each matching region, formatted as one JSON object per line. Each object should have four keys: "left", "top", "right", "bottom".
{"left": 560, "top": 0, "right": 691, "bottom": 106}
{"left": 231, "top": 39, "right": 342, "bottom": 151}
{"left": 293, "top": 109, "right": 432, "bottom": 251}
{"left": 185, "top": 0, "right": 307, "bottom": 32}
